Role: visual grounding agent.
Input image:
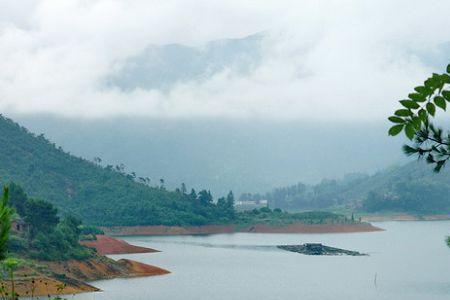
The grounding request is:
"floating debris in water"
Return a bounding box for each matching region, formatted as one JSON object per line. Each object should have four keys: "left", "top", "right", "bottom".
{"left": 277, "top": 243, "right": 367, "bottom": 256}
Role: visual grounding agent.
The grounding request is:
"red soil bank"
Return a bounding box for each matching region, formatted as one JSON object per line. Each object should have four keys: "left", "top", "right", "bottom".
{"left": 8, "top": 257, "right": 170, "bottom": 297}
{"left": 81, "top": 235, "right": 159, "bottom": 255}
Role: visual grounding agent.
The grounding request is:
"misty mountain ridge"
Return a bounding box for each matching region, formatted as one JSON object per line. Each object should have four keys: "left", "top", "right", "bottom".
{"left": 246, "top": 161, "right": 450, "bottom": 214}
{"left": 106, "top": 33, "right": 264, "bottom": 91}
{"left": 104, "top": 31, "right": 450, "bottom": 93}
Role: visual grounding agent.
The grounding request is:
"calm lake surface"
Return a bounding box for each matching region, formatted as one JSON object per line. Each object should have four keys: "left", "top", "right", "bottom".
{"left": 72, "top": 221, "right": 450, "bottom": 300}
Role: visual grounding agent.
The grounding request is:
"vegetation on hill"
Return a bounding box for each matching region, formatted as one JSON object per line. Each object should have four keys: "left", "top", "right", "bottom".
{"left": 236, "top": 208, "right": 355, "bottom": 227}
{"left": 0, "top": 186, "right": 170, "bottom": 299}
{"left": 7, "top": 183, "right": 92, "bottom": 261}
{"left": 0, "top": 187, "right": 12, "bottom": 260}
{"left": 0, "top": 115, "right": 237, "bottom": 226}
{"left": 242, "top": 161, "right": 450, "bottom": 214}
{"left": 240, "top": 173, "right": 369, "bottom": 211}
{"left": 0, "top": 186, "right": 80, "bottom": 299}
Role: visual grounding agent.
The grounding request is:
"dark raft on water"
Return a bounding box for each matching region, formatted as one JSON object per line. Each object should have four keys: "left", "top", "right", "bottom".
{"left": 277, "top": 243, "right": 367, "bottom": 256}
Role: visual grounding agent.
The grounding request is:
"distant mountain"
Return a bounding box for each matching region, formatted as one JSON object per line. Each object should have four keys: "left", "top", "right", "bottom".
{"left": 105, "top": 33, "right": 264, "bottom": 91}
{"left": 15, "top": 115, "right": 406, "bottom": 196}
{"left": 243, "top": 162, "right": 450, "bottom": 214}
{"left": 0, "top": 115, "right": 234, "bottom": 226}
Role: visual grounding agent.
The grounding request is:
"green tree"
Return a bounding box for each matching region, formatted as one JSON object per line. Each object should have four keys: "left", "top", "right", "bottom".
{"left": 58, "top": 216, "right": 82, "bottom": 245}
{"left": 217, "top": 197, "right": 226, "bottom": 208}
{"left": 198, "top": 190, "right": 213, "bottom": 205}
{"left": 23, "top": 199, "right": 59, "bottom": 241}
{"left": 389, "top": 63, "right": 450, "bottom": 172}
{"left": 226, "top": 191, "right": 235, "bottom": 207}
{"left": 189, "top": 189, "right": 197, "bottom": 201}
{"left": 226, "top": 191, "right": 235, "bottom": 219}
{"left": 0, "top": 187, "right": 12, "bottom": 260}
{"left": 181, "top": 183, "right": 187, "bottom": 194}
{"left": 7, "top": 183, "right": 28, "bottom": 217}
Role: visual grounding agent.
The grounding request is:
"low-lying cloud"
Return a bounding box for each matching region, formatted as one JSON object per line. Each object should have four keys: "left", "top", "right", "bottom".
{"left": 0, "top": 0, "right": 449, "bottom": 121}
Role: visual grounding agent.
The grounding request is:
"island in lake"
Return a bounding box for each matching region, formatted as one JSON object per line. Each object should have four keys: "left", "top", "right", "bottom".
{"left": 277, "top": 243, "right": 368, "bottom": 256}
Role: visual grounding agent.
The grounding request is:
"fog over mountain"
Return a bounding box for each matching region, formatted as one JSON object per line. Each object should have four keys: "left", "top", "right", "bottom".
{"left": 2, "top": 0, "right": 449, "bottom": 196}
{"left": 106, "top": 33, "right": 264, "bottom": 91}
{"left": 2, "top": 1, "right": 450, "bottom": 120}
{"left": 15, "top": 115, "right": 405, "bottom": 196}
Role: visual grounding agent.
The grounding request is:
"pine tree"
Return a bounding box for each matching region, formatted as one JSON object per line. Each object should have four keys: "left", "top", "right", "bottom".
{"left": 198, "top": 190, "right": 213, "bottom": 205}
{"left": 181, "top": 183, "right": 187, "bottom": 194}
{"left": 189, "top": 189, "right": 197, "bottom": 201}
{"left": 226, "top": 191, "right": 235, "bottom": 219}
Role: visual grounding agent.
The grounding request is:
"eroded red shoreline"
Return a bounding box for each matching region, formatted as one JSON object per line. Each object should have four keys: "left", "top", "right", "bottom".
{"left": 81, "top": 234, "right": 159, "bottom": 255}
{"left": 8, "top": 256, "right": 170, "bottom": 297}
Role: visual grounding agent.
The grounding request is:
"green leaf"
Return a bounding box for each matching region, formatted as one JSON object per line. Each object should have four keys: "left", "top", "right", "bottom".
{"left": 425, "top": 77, "right": 438, "bottom": 89}
{"left": 414, "top": 86, "right": 430, "bottom": 96}
{"left": 442, "top": 74, "right": 450, "bottom": 84}
{"left": 402, "top": 145, "right": 419, "bottom": 156}
{"left": 388, "top": 124, "right": 404, "bottom": 136}
{"left": 434, "top": 160, "right": 446, "bottom": 173}
{"left": 426, "top": 102, "right": 436, "bottom": 116}
{"left": 418, "top": 109, "right": 428, "bottom": 122}
{"left": 405, "top": 123, "right": 415, "bottom": 140}
{"left": 388, "top": 116, "right": 405, "bottom": 124}
{"left": 411, "top": 116, "right": 422, "bottom": 130}
{"left": 408, "top": 93, "right": 426, "bottom": 102}
{"left": 433, "top": 73, "right": 445, "bottom": 89}
{"left": 447, "top": 64, "right": 450, "bottom": 74}
{"left": 434, "top": 96, "right": 446, "bottom": 110}
{"left": 442, "top": 90, "right": 450, "bottom": 101}
{"left": 394, "top": 109, "right": 412, "bottom": 117}
{"left": 400, "top": 100, "right": 420, "bottom": 109}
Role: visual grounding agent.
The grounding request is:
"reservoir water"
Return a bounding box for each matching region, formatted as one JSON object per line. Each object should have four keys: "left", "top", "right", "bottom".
{"left": 72, "top": 221, "right": 450, "bottom": 300}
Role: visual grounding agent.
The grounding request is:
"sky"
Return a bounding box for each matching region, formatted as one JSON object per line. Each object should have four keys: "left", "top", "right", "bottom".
{"left": 1, "top": 0, "right": 450, "bottom": 121}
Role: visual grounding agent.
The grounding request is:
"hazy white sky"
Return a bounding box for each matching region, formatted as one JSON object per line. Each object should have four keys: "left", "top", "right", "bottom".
{"left": 0, "top": 0, "right": 449, "bottom": 120}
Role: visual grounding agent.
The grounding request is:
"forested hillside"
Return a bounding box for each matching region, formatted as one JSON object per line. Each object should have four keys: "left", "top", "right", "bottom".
{"left": 0, "top": 115, "right": 235, "bottom": 226}
{"left": 242, "top": 162, "right": 450, "bottom": 214}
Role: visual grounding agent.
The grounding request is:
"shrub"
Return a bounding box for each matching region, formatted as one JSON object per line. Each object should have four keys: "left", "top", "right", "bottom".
{"left": 7, "top": 235, "right": 27, "bottom": 253}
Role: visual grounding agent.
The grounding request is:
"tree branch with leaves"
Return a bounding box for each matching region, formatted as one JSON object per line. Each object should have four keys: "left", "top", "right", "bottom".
{"left": 389, "top": 64, "right": 450, "bottom": 172}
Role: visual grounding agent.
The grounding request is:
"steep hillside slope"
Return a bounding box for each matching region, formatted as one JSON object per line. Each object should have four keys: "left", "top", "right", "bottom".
{"left": 0, "top": 115, "right": 230, "bottom": 226}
